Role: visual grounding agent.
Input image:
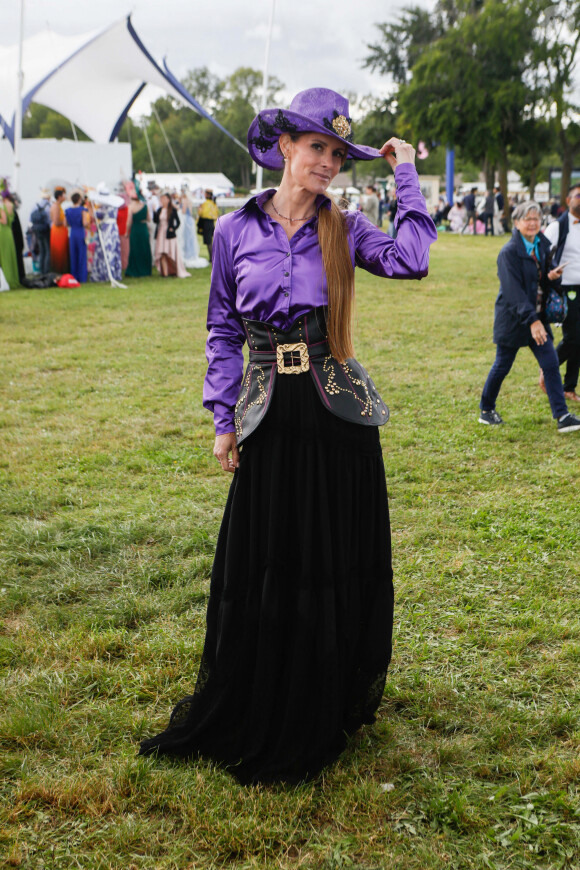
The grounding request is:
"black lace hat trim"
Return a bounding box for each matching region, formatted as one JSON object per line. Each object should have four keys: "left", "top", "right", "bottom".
{"left": 248, "top": 111, "right": 300, "bottom": 153}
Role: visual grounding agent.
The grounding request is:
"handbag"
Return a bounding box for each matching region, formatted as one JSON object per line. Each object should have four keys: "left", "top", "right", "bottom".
{"left": 545, "top": 288, "right": 568, "bottom": 323}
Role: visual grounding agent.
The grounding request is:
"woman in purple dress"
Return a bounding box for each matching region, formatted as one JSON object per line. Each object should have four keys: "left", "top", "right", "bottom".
{"left": 140, "top": 88, "right": 437, "bottom": 783}
{"left": 65, "top": 192, "right": 89, "bottom": 283}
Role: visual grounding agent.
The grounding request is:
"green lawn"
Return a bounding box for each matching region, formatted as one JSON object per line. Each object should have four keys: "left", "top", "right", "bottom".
{"left": 1, "top": 235, "right": 579, "bottom": 869}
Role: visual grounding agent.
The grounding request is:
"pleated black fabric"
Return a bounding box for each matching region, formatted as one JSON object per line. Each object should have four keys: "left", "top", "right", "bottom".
{"left": 139, "top": 373, "right": 394, "bottom": 784}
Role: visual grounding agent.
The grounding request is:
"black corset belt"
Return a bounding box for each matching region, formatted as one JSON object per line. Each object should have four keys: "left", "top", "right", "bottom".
{"left": 234, "top": 306, "right": 389, "bottom": 445}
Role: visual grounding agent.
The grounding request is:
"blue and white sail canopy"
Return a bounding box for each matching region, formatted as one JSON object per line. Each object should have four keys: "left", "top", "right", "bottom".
{"left": 0, "top": 15, "right": 245, "bottom": 151}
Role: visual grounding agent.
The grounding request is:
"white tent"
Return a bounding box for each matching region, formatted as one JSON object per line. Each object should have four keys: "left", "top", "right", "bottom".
{"left": 0, "top": 138, "right": 132, "bottom": 252}
{"left": 0, "top": 15, "right": 245, "bottom": 150}
{"left": 136, "top": 172, "right": 236, "bottom": 199}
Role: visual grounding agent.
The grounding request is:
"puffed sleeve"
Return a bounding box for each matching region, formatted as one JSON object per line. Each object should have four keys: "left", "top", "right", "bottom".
{"left": 202, "top": 219, "right": 246, "bottom": 434}
{"left": 349, "top": 164, "right": 437, "bottom": 279}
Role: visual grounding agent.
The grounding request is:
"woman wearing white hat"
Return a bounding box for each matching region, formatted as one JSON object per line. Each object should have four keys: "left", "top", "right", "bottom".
{"left": 89, "top": 183, "right": 123, "bottom": 283}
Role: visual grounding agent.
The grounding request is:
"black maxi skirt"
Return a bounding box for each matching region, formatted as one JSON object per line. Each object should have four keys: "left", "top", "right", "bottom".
{"left": 139, "top": 373, "right": 394, "bottom": 784}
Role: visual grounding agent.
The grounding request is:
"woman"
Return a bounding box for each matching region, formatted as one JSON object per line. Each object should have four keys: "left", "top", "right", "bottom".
{"left": 479, "top": 200, "right": 580, "bottom": 433}
{"left": 197, "top": 189, "right": 219, "bottom": 263}
{"left": 50, "top": 187, "right": 69, "bottom": 273}
{"left": 0, "top": 190, "right": 20, "bottom": 288}
{"left": 448, "top": 200, "right": 467, "bottom": 233}
{"left": 116, "top": 191, "right": 130, "bottom": 272}
{"left": 153, "top": 192, "right": 189, "bottom": 278}
{"left": 90, "top": 183, "right": 123, "bottom": 283}
{"left": 125, "top": 190, "right": 152, "bottom": 278}
{"left": 180, "top": 189, "right": 205, "bottom": 268}
{"left": 65, "top": 192, "right": 89, "bottom": 283}
{"left": 139, "top": 88, "right": 437, "bottom": 783}
{"left": 84, "top": 198, "right": 98, "bottom": 277}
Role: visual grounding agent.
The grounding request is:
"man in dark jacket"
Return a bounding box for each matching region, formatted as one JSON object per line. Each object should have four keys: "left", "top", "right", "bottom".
{"left": 479, "top": 200, "right": 580, "bottom": 433}
{"left": 481, "top": 189, "right": 495, "bottom": 236}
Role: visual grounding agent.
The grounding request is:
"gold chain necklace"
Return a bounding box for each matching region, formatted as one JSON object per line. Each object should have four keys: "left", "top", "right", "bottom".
{"left": 271, "top": 198, "right": 315, "bottom": 223}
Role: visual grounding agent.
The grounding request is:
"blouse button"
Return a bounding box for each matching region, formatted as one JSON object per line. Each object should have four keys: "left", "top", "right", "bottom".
{"left": 284, "top": 271, "right": 289, "bottom": 277}
{"left": 284, "top": 292, "right": 289, "bottom": 297}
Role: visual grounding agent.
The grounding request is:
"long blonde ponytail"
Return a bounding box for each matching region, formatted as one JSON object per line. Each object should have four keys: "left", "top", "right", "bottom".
{"left": 317, "top": 199, "right": 355, "bottom": 362}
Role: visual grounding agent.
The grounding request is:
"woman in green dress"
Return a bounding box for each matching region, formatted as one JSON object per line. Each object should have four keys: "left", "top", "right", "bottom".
{"left": 125, "top": 193, "right": 152, "bottom": 278}
{"left": 0, "top": 192, "right": 20, "bottom": 289}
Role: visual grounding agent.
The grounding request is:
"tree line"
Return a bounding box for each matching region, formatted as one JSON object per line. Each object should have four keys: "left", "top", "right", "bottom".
{"left": 364, "top": 0, "right": 580, "bottom": 203}
{"left": 22, "top": 0, "right": 580, "bottom": 202}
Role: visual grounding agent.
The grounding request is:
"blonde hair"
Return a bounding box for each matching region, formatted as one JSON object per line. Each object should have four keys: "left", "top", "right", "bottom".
{"left": 317, "top": 200, "right": 355, "bottom": 362}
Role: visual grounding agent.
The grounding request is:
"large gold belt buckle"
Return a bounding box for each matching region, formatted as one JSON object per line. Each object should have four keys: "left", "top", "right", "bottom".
{"left": 276, "top": 342, "right": 310, "bottom": 374}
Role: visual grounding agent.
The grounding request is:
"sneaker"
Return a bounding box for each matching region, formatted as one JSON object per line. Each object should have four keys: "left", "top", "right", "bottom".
{"left": 557, "top": 412, "right": 580, "bottom": 433}
{"left": 479, "top": 409, "right": 504, "bottom": 425}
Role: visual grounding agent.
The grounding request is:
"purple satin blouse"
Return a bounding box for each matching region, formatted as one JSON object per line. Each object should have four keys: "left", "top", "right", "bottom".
{"left": 203, "top": 163, "right": 437, "bottom": 434}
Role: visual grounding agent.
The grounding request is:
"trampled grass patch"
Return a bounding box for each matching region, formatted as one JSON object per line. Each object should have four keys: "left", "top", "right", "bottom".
{"left": 1, "top": 236, "right": 579, "bottom": 868}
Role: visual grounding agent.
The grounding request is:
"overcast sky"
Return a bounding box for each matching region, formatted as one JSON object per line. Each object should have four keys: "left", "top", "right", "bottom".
{"left": 3, "top": 0, "right": 436, "bottom": 115}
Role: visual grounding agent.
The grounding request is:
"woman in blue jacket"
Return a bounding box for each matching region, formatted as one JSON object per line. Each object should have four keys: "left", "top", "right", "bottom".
{"left": 479, "top": 200, "right": 580, "bottom": 433}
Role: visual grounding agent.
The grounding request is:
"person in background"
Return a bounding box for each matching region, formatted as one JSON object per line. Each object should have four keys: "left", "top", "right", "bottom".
{"left": 360, "top": 184, "right": 380, "bottom": 226}
{"left": 479, "top": 200, "right": 580, "bottom": 433}
{"left": 90, "top": 183, "right": 122, "bottom": 283}
{"left": 378, "top": 187, "right": 387, "bottom": 227}
{"left": 542, "top": 183, "right": 580, "bottom": 403}
{"left": 197, "top": 189, "right": 219, "bottom": 263}
{"left": 65, "top": 192, "right": 89, "bottom": 283}
{"left": 30, "top": 188, "right": 52, "bottom": 274}
{"left": 153, "top": 191, "right": 189, "bottom": 278}
{"left": 448, "top": 200, "right": 467, "bottom": 233}
{"left": 387, "top": 189, "right": 398, "bottom": 237}
{"left": 145, "top": 184, "right": 160, "bottom": 258}
{"left": 0, "top": 187, "right": 20, "bottom": 288}
{"left": 8, "top": 192, "right": 26, "bottom": 283}
{"left": 481, "top": 189, "right": 496, "bottom": 236}
{"left": 146, "top": 185, "right": 160, "bottom": 223}
{"left": 50, "top": 187, "right": 69, "bottom": 273}
{"left": 494, "top": 185, "right": 506, "bottom": 233}
{"left": 461, "top": 187, "right": 478, "bottom": 234}
{"left": 116, "top": 187, "right": 130, "bottom": 272}
{"left": 84, "top": 198, "right": 98, "bottom": 278}
{"left": 179, "top": 188, "right": 202, "bottom": 267}
{"left": 125, "top": 186, "right": 152, "bottom": 278}
{"left": 432, "top": 197, "right": 451, "bottom": 226}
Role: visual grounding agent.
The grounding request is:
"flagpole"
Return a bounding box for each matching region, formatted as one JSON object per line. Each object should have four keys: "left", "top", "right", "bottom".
{"left": 13, "top": 0, "right": 25, "bottom": 193}
{"left": 255, "top": 0, "right": 276, "bottom": 192}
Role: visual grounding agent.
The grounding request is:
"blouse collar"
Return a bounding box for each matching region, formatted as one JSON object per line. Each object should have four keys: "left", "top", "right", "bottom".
{"left": 250, "top": 188, "right": 332, "bottom": 216}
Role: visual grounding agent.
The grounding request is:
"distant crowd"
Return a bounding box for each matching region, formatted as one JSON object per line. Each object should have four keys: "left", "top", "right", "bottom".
{"left": 431, "top": 187, "right": 565, "bottom": 236}
{"left": 2, "top": 176, "right": 572, "bottom": 293}
{"left": 0, "top": 179, "right": 220, "bottom": 291}
{"left": 348, "top": 184, "right": 401, "bottom": 237}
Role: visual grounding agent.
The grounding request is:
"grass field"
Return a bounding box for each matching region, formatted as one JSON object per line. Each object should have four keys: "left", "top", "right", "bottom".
{"left": 1, "top": 235, "right": 579, "bottom": 870}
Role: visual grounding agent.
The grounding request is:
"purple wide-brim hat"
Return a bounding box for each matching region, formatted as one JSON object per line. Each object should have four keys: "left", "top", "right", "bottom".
{"left": 247, "top": 87, "right": 383, "bottom": 171}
